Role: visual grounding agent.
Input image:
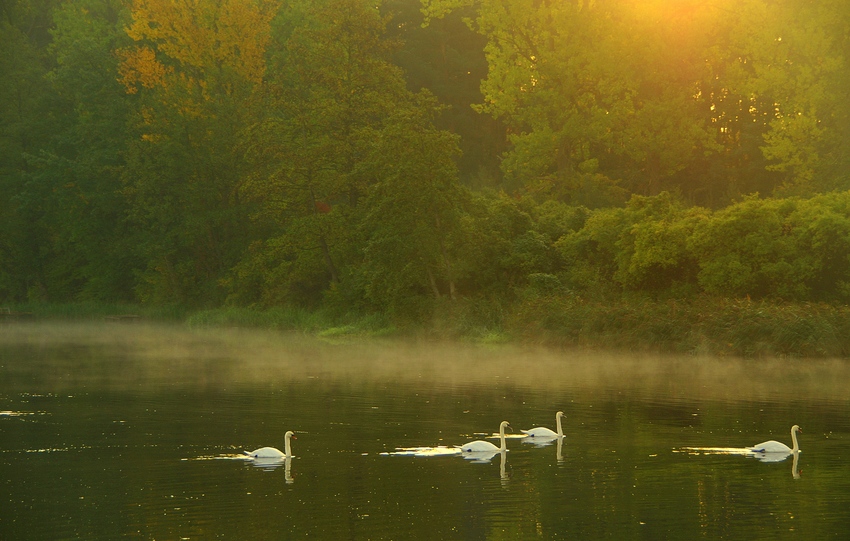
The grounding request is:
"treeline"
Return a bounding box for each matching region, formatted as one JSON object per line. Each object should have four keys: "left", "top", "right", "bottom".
{"left": 2, "top": 0, "right": 850, "bottom": 329}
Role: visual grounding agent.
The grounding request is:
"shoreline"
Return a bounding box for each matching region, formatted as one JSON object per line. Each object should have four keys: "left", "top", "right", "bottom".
{"left": 3, "top": 297, "right": 849, "bottom": 359}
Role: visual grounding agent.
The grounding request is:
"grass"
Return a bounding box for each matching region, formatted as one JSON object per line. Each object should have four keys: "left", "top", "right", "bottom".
{"left": 507, "top": 294, "right": 850, "bottom": 358}
{"left": 4, "top": 297, "right": 850, "bottom": 358}
{"left": 1, "top": 301, "right": 189, "bottom": 321}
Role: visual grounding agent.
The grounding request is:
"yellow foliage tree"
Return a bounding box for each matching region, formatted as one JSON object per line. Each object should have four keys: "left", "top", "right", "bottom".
{"left": 118, "top": 0, "right": 281, "bottom": 94}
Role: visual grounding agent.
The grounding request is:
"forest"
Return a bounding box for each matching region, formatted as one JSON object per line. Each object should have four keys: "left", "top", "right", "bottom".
{"left": 2, "top": 0, "right": 850, "bottom": 354}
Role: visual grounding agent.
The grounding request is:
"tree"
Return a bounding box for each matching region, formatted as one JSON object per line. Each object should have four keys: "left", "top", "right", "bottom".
{"left": 234, "top": 0, "right": 448, "bottom": 308}
{"left": 0, "top": 0, "right": 61, "bottom": 300}
{"left": 118, "top": 0, "right": 281, "bottom": 304}
{"left": 31, "top": 0, "right": 139, "bottom": 301}
{"left": 359, "top": 96, "right": 466, "bottom": 314}
{"left": 423, "top": 0, "right": 850, "bottom": 206}
{"left": 386, "top": 0, "right": 505, "bottom": 186}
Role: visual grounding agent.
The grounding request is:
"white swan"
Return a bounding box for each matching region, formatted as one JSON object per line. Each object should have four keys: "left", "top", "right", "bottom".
{"left": 749, "top": 425, "right": 801, "bottom": 454}
{"left": 522, "top": 411, "right": 565, "bottom": 438}
{"left": 459, "top": 421, "right": 510, "bottom": 453}
{"left": 244, "top": 430, "right": 296, "bottom": 459}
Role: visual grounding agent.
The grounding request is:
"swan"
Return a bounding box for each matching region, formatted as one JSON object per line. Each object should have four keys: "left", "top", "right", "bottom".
{"left": 244, "top": 430, "right": 296, "bottom": 459}
{"left": 748, "top": 425, "right": 801, "bottom": 454}
{"left": 522, "top": 411, "right": 565, "bottom": 438}
{"left": 459, "top": 421, "right": 510, "bottom": 453}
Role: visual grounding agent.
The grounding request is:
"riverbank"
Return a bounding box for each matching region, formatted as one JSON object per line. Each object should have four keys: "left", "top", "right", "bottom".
{"left": 3, "top": 297, "right": 849, "bottom": 358}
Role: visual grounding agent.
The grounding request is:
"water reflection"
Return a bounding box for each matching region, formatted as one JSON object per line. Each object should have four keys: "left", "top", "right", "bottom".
{"left": 380, "top": 446, "right": 462, "bottom": 457}
{"left": 521, "top": 434, "right": 560, "bottom": 448}
{"left": 748, "top": 450, "right": 793, "bottom": 463}
{"left": 676, "top": 444, "right": 802, "bottom": 480}
{"left": 462, "top": 450, "right": 501, "bottom": 463}
{"left": 792, "top": 450, "right": 801, "bottom": 479}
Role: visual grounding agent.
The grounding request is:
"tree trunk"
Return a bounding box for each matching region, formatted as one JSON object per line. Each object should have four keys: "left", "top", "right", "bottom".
{"left": 426, "top": 266, "right": 441, "bottom": 299}
{"left": 435, "top": 215, "right": 456, "bottom": 300}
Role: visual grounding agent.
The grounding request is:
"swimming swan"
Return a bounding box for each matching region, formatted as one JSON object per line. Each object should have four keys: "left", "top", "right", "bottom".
{"left": 749, "top": 425, "right": 801, "bottom": 454}
{"left": 522, "top": 411, "right": 565, "bottom": 438}
{"left": 245, "top": 430, "right": 296, "bottom": 459}
{"left": 460, "top": 421, "right": 510, "bottom": 453}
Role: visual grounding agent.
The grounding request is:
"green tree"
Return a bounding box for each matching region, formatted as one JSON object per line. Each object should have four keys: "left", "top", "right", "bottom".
{"left": 119, "top": 0, "right": 280, "bottom": 305}
{"left": 0, "top": 0, "right": 61, "bottom": 300}
{"left": 423, "top": 0, "right": 850, "bottom": 206}
{"left": 358, "top": 97, "right": 466, "bottom": 315}
{"left": 31, "top": 0, "right": 138, "bottom": 301}
{"left": 386, "top": 0, "right": 505, "bottom": 186}
{"left": 689, "top": 194, "right": 850, "bottom": 301}
{"left": 704, "top": 0, "right": 850, "bottom": 196}
{"left": 235, "top": 0, "right": 451, "bottom": 308}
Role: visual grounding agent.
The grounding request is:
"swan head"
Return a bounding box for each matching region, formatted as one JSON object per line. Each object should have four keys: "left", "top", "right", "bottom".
{"left": 499, "top": 421, "right": 511, "bottom": 431}
{"left": 791, "top": 425, "right": 801, "bottom": 434}
{"left": 556, "top": 411, "right": 565, "bottom": 418}
{"left": 285, "top": 430, "right": 296, "bottom": 440}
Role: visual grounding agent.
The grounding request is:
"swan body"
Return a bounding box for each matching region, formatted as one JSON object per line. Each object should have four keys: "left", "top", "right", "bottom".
{"left": 522, "top": 411, "right": 565, "bottom": 438}
{"left": 245, "top": 430, "right": 295, "bottom": 459}
{"left": 460, "top": 421, "right": 510, "bottom": 453}
{"left": 749, "top": 425, "right": 801, "bottom": 454}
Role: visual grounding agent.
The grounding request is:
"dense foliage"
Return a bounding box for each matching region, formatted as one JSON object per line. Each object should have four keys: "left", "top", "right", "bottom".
{"left": 2, "top": 0, "right": 850, "bottom": 335}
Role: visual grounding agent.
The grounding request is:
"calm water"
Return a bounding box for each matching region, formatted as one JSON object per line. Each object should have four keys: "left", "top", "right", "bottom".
{"left": 1, "top": 322, "right": 849, "bottom": 540}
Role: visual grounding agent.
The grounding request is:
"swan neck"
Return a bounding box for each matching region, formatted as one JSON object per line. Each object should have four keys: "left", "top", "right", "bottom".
{"left": 556, "top": 414, "right": 563, "bottom": 437}
{"left": 499, "top": 425, "right": 507, "bottom": 451}
{"left": 790, "top": 427, "right": 799, "bottom": 452}
{"left": 284, "top": 434, "right": 292, "bottom": 457}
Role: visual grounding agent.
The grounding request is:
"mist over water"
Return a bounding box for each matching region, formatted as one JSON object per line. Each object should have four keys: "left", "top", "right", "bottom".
{"left": 1, "top": 322, "right": 848, "bottom": 539}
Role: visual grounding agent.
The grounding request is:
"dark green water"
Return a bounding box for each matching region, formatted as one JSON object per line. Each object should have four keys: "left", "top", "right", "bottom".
{"left": 1, "top": 322, "right": 848, "bottom": 540}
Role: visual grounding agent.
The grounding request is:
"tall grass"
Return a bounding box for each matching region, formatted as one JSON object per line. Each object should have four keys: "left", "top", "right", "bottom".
{"left": 185, "top": 306, "right": 396, "bottom": 337}
{"left": 507, "top": 294, "right": 850, "bottom": 357}
{"left": 2, "top": 302, "right": 188, "bottom": 321}
{"left": 6, "top": 298, "right": 849, "bottom": 357}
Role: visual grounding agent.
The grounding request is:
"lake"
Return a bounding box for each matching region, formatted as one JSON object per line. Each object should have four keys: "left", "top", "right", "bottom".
{"left": 1, "top": 321, "right": 848, "bottom": 540}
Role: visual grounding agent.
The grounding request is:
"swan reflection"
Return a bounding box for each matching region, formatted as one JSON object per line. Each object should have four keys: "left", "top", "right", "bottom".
{"left": 521, "top": 434, "right": 560, "bottom": 448}
{"left": 462, "top": 450, "right": 500, "bottom": 463}
{"left": 678, "top": 444, "right": 803, "bottom": 478}
{"left": 462, "top": 449, "right": 510, "bottom": 482}
{"left": 249, "top": 455, "right": 295, "bottom": 482}
{"left": 748, "top": 450, "right": 793, "bottom": 463}
{"left": 681, "top": 425, "right": 802, "bottom": 461}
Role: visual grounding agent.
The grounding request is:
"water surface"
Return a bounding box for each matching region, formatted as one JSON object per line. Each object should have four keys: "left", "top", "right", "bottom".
{"left": 1, "top": 322, "right": 848, "bottom": 539}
